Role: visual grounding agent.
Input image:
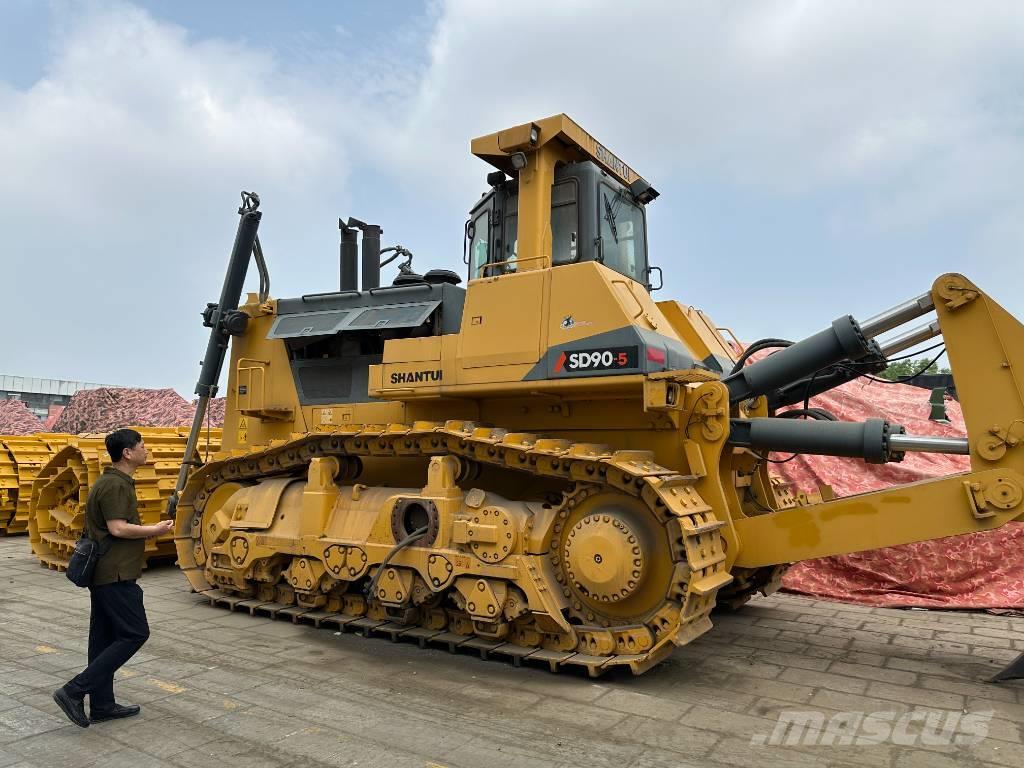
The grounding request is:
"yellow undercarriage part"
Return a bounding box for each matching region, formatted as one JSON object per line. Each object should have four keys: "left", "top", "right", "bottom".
{"left": 0, "top": 434, "right": 70, "bottom": 535}
{"left": 176, "top": 422, "right": 734, "bottom": 676}
{"left": 30, "top": 427, "right": 221, "bottom": 571}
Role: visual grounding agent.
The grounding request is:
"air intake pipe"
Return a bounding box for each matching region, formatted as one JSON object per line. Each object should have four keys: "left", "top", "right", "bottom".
{"left": 339, "top": 220, "right": 359, "bottom": 291}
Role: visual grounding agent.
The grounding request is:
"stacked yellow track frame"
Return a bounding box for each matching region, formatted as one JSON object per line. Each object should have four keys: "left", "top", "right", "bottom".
{"left": 0, "top": 434, "right": 70, "bottom": 535}
{"left": 29, "top": 427, "right": 222, "bottom": 570}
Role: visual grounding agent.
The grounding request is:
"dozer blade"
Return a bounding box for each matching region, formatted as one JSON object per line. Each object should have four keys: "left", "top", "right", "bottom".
{"left": 990, "top": 652, "right": 1024, "bottom": 683}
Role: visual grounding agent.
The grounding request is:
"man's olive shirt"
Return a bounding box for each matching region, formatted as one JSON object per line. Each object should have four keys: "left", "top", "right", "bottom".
{"left": 85, "top": 467, "right": 144, "bottom": 586}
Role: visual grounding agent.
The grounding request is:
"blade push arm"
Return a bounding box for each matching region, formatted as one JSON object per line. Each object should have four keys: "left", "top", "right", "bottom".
{"left": 727, "top": 273, "right": 1024, "bottom": 566}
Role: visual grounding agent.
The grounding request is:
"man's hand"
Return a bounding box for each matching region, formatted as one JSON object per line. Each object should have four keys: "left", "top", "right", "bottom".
{"left": 152, "top": 519, "right": 175, "bottom": 536}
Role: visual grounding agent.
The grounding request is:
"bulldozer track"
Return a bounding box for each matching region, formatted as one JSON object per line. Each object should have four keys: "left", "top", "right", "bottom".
{"left": 29, "top": 428, "right": 222, "bottom": 570}
{"left": 178, "top": 421, "right": 732, "bottom": 676}
{"left": 716, "top": 565, "right": 788, "bottom": 610}
{"left": 0, "top": 434, "right": 69, "bottom": 535}
{"left": 714, "top": 478, "right": 793, "bottom": 610}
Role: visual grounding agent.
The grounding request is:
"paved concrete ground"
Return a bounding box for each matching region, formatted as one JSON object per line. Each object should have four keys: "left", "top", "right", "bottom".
{"left": 0, "top": 537, "right": 1021, "bottom": 768}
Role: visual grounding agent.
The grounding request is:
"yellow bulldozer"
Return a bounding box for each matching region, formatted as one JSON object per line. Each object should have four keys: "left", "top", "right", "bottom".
{"left": 169, "top": 115, "right": 1024, "bottom": 677}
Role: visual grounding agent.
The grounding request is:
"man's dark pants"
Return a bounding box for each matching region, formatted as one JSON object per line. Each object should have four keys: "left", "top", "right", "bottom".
{"left": 64, "top": 581, "right": 149, "bottom": 707}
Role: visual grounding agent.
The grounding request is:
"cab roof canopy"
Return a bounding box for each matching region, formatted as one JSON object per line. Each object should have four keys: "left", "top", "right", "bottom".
{"left": 471, "top": 113, "right": 657, "bottom": 202}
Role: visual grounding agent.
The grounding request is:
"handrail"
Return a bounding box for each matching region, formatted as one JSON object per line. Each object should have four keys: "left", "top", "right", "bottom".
{"left": 479, "top": 254, "right": 546, "bottom": 278}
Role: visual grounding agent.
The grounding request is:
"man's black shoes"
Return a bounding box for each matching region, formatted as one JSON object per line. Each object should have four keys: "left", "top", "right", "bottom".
{"left": 53, "top": 687, "right": 141, "bottom": 726}
{"left": 90, "top": 703, "right": 141, "bottom": 723}
{"left": 52, "top": 687, "right": 89, "bottom": 728}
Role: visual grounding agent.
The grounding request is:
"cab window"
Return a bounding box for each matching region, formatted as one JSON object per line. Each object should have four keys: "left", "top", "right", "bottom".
{"left": 551, "top": 180, "right": 578, "bottom": 265}
{"left": 469, "top": 209, "right": 490, "bottom": 278}
{"left": 599, "top": 182, "right": 647, "bottom": 283}
{"left": 503, "top": 200, "right": 518, "bottom": 272}
{"left": 500, "top": 179, "right": 577, "bottom": 270}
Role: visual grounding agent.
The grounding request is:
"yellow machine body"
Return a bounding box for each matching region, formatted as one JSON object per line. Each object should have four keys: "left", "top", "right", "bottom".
{"left": 175, "top": 115, "right": 1024, "bottom": 675}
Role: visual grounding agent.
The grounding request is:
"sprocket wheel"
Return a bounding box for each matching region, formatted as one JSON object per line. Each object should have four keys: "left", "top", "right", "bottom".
{"left": 550, "top": 486, "right": 675, "bottom": 626}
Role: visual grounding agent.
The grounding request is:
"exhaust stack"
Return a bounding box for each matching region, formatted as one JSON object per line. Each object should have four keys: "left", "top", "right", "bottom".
{"left": 340, "top": 220, "right": 359, "bottom": 291}
{"left": 347, "top": 217, "right": 382, "bottom": 290}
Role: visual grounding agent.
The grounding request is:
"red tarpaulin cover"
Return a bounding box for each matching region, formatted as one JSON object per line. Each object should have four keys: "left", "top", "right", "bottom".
{"left": 0, "top": 399, "right": 45, "bottom": 435}
{"left": 51, "top": 387, "right": 196, "bottom": 434}
{"left": 771, "top": 377, "right": 1024, "bottom": 608}
{"left": 43, "top": 404, "right": 65, "bottom": 430}
{"left": 196, "top": 397, "right": 226, "bottom": 428}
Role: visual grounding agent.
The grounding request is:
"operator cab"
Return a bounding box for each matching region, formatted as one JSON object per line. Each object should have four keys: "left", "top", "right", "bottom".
{"left": 467, "top": 162, "right": 652, "bottom": 286}
{"left": 467, "top": 114, "right": 659, "bottom": 290}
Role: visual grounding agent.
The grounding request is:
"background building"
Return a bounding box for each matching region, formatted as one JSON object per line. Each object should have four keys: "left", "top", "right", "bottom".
{"left": 0, "top": 375, "right": 117, "bottom": 421}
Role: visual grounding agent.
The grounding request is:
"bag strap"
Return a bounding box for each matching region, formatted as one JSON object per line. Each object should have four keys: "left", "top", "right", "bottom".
{"left": 83, "top": 511, "right": 113, "bottom": 555}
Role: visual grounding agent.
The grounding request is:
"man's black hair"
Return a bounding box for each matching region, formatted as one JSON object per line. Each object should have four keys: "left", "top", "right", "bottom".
{"left": 105, "top": 428, "right": 143, "bottom": 464}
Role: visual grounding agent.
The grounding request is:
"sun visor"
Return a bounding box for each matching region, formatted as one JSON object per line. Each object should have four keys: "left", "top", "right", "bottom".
{"left": 267, "top": 300, "right": 440, "bottom": 339}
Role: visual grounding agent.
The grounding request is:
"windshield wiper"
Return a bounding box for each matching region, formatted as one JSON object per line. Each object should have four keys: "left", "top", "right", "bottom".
{"left": 602, "top": 193, "right": 619, "bottom": 243}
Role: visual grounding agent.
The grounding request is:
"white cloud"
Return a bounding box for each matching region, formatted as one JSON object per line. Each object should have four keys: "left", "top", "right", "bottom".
{"left": 2, "top": 1, "right": 1023, "bottom": 394}
{"left": 375, "top": 0, "right": 1024, "bottom": 335}
{"left": 392, "top": 1, "right": 1024, "bottom": 200}
{"left": 1, "top": 6, "right": 335, "bottom": 221}
{"left": 0, "top": 3, "right": 353, "bottom": 392}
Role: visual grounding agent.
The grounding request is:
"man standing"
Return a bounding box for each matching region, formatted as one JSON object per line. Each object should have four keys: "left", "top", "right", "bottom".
{"left": 53, "top": 428, "right": 174, "bottom": 727}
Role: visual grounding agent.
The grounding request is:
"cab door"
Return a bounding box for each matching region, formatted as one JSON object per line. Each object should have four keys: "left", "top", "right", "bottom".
{"left": 466, "top": 195, "right": 495, "bottom": 281}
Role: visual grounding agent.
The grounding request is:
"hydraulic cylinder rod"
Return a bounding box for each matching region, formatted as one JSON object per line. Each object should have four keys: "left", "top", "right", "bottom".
{"left": 859, "top": 292, "right": 935, "bottom": 338}
{"left": 887, "top": 434, "right": 969, "bottom": 455}
{"left": 878, "top": 320, "right": 942, "bottom": 358}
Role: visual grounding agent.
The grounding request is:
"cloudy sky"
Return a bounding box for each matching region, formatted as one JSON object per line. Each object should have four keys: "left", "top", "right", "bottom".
{"left": 2, "top": 0, "right": 1022, "bottom": 395}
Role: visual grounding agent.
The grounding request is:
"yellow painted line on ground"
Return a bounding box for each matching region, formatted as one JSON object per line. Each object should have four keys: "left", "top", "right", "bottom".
{"left": 116, "top": 668, "right": 138, "bottom": 679}
{"left": 222, "top": 699, "right": 238, "bottom": 710}
{"left": 147, "top": 678, "right": 187, "bottom": 694}
{"left": 34, "top": 645, "right": 59, "bottom": 654}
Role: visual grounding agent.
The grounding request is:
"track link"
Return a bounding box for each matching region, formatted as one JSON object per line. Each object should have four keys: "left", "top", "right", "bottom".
{"left": 177, "top": 421, "right": 732, "bottom": 676}
{"left": 0, "top": 434, "right": 69, "bottom": 535}
{"left": 29, "top": 428, "right": 221, "bottom": 570}
{"left": 716, "top": 565, "right": 789, "bottom": 610}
